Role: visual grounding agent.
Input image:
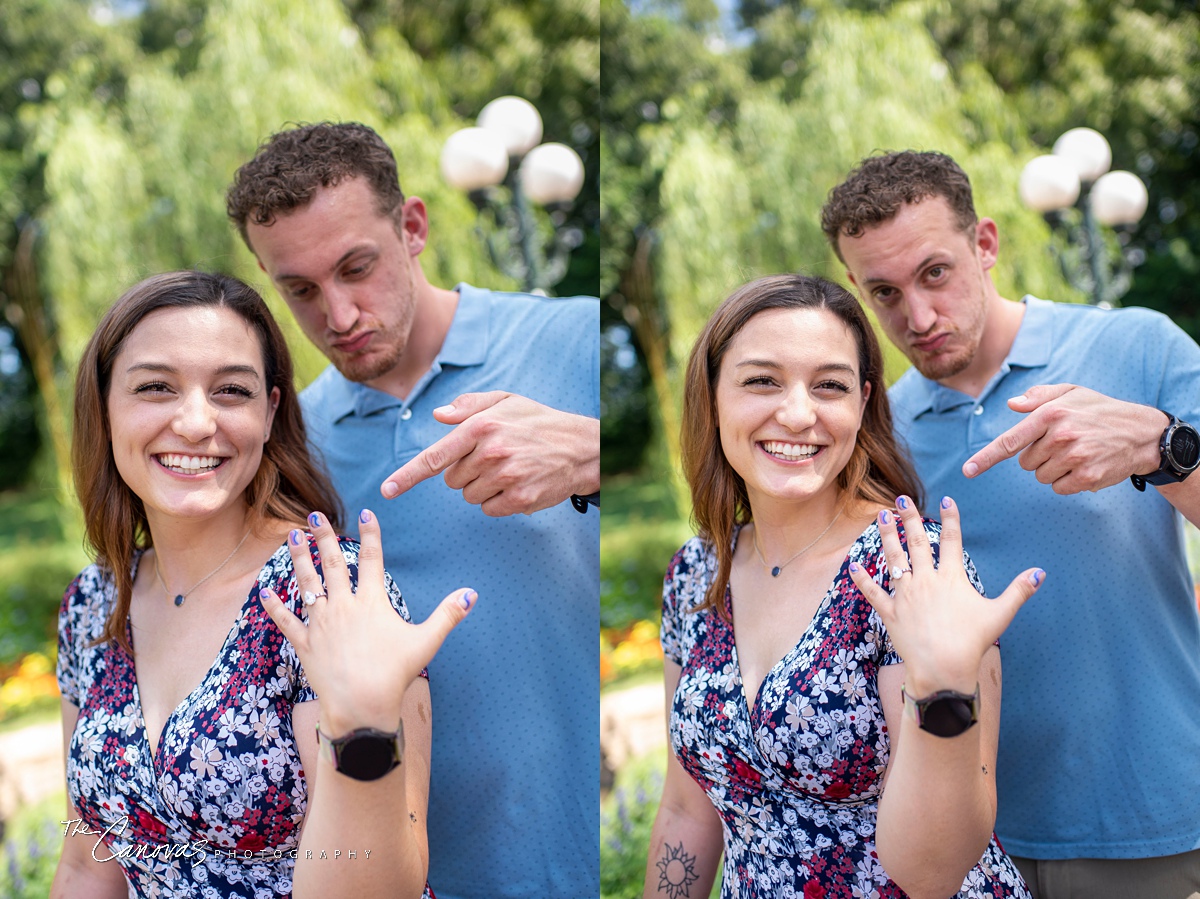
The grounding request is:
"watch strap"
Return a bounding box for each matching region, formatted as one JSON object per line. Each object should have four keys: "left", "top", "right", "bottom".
{"left": 570, "top": 492, "right": 600, "bottom": 513}
{"left": 1131, "top": 413, "right": 1200, "bottom": 492}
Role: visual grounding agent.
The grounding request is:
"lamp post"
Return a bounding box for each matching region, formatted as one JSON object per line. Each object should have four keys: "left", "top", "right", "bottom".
{"left": 1019, "top": 127, "right": 1149, "bottom": 307}
{"left": 440, "top": 96, "right": 586, "bottom": 294}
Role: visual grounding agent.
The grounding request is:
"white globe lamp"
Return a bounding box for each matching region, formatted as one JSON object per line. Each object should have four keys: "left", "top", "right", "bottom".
{"left": 439, "top": 127, "right": 508, "bottom": 192}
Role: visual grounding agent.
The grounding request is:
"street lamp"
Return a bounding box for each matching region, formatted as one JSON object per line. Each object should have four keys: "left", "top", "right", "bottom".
{"left": 1019, "top": 127, "right": 1149, "bottom": 307}
{"left": 440, "top": 96, "right": 585, "bottom": 294}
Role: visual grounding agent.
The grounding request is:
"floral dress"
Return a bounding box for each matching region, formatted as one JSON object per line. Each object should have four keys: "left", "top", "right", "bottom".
{"left": 56, "top": 535, "right": 435, "bottom": 899}
{"left": 660, "top": 520, "right": 1031, "bottom": 899}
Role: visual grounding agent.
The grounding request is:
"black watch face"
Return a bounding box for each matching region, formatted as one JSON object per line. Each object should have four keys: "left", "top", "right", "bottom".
{"left": 337, "top": 736, "right": 398, "bottom": 781}
{"left": 920, "top": 697, "right": 976, "bottom": 737}
{"left": 1168, "top": 424, "right": 1200, "bottom": 471}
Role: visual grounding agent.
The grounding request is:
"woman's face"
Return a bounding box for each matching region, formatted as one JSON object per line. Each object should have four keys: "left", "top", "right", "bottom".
{"left": 106, "top": 305, "right": 280, "bottom": 526}
{"left": 715, "top": 306, "right": 870, "bottom": 510}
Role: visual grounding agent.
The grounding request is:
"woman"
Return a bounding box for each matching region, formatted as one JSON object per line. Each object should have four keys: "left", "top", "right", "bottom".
{"left": 51, "top": 271, "right": 473, "bottom": 899}
{"left": 645, "top": 274, "right": 1042, "bottom": 899}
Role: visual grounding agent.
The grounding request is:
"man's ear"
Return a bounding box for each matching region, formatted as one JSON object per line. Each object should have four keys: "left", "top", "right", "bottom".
{"left": 975, "top": 218, "right": 999, "bottom": 272}
{"left": 398, "top": 197, "right": 430, "bottom": 255}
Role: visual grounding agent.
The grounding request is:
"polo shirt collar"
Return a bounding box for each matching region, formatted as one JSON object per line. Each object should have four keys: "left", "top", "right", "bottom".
{"left": 326, "top": 283, "right": 492, "bottom": 421}
{"left": 905, "top": 295, "right": 1053, "bottom": 415}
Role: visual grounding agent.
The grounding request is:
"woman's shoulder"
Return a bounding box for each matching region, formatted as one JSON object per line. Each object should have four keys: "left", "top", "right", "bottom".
{"left": 62, "top": 562, "right": 114, "bottom": 612}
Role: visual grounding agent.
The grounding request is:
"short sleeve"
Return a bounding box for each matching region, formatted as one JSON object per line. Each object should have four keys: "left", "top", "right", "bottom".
{"left": 660, "top": 537, "right": 713, "bottom": 667}
{"left": 56, "top": 574, "right": 85, "bottom": 706}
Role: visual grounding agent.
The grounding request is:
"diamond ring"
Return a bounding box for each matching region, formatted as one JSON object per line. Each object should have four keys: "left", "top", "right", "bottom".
{"left": 890, "top": 565, "right": 911, "bottom": 581}
{"left": 302, "top": 590, "right": 327, "bottom": 606}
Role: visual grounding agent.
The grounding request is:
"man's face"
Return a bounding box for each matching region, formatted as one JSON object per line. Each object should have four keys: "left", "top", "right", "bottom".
{"left": 247, "top": 178, "right": 423, "bottom": 386}
{"left": 840, "top": 197, "right": 997, "bottom": 384}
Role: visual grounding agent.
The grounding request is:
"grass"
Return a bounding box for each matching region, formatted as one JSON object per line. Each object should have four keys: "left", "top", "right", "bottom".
{"left": 601, "top": 472, "right": 693, "bottom": 630}
{"left": 0, "top": 791, "right": 65, "bottom": 898}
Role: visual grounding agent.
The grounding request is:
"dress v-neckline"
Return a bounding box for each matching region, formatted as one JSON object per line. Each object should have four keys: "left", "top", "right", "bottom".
{"left": 127, "top": 543, "right": 286, "bottom": 765}
{"left": 728, "top": 523, "right": 872, "bottom": 715}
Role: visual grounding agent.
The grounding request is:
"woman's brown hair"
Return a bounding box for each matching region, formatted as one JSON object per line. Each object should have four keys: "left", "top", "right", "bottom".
{"left": 73, "top": 270, "right": 343, "bottom": 654}
{"left": 680, "top": 273, "right": 923, "bottom": 617}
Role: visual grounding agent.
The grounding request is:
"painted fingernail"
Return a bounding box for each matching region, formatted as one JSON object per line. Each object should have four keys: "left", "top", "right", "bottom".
{"left": 260, "top": 586, "right": 275, "bottom": 600}
{"left": 359, "top": 509, "right": 372, "bottom": 523}
{"left": 896, "top": 496, "right": 908, "bottom": 510}
{"left": 382, "top": 481, "right": 399, "bottom": 499}
{"left": 289, "top": 529, "right": 303, "bottom": 546}
{"left": 848, "top": 562, "right": 860, "bottom": 573}
{"left": 1030, "top": 569, "right": 1045, "bottom": 586}
{"left": 460, "top": 589, "right": 477, "bottom": 609}
{"left": 308, "top": 512, "right": 322, "bottom": 528}
{"left": 879, "top": 510, "right": 891, "bottom": 525}
{"left": 963, "top": 461, "right": 979, "bottom": 477}
{"left": 941, "top": 496, "right": 953, "bottom": 509}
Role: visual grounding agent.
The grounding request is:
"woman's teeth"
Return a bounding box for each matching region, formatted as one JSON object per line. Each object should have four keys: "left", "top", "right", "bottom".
{"left": 158, "top": 454, "right": 222, "bottom": 473}
{"left": 761, "top": 441, "right": 819, "bottom": 460}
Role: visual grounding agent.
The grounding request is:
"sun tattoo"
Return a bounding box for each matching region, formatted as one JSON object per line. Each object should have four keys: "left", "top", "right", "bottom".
{"left": 656, "top": 841, "right": 700, "bottom": 898}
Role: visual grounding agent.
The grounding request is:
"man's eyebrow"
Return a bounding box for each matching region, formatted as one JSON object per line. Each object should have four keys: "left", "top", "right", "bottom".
{"left": 276, "top": 245, "right": 376, "bottom": 281}
{"left": 861, "top": 254, "right": 942, "bottom": 286}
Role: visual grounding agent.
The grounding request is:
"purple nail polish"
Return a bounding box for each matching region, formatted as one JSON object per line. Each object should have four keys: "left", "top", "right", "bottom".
{"left": 309, "top": 512, "right": 321, "bottom": 528}
{"left": 359, "top": 509, "right": 372, "bottom": 523}
{"left": 460, "top": 589, "right": 477, "bottom": 609}
{"left": 879, "top": 510, "right": 891, "bottom": 525}
{"left": 289, "top": 529, "right": 302, "bottom": 546}
{"left": 1030, "top": 569, "right": 1044, "bottom": 586}
{"left": 941, "top": 496, "right": 952, "bottom": 509}
{"left": 896, "top": 496, "right": 908, "bottom": 510}
{"left": 848, "top": 562, "right": 859, "bottom": 573}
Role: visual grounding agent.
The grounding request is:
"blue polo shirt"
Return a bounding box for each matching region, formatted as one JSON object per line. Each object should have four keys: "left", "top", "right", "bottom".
{"left": 300, "top": 284, "right": 599, "bottom": 898}
{"left": 890, "top": 296, "right": 1200, "bottom": 859}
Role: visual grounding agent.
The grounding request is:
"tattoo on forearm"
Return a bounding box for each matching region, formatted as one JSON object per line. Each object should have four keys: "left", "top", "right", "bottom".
{"left": 656, "top": 841, "right": 700, "bottom": 898}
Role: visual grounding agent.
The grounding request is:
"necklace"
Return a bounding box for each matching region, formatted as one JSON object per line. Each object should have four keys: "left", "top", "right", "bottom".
{"left": 154, "top": 529, "right": 252, "bottom": 607}
{"left": 752, "top": 508, "right": 844, "bottom": 577}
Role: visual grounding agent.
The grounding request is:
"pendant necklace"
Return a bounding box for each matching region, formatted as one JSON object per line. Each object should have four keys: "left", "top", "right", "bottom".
{"left": 154, "top": 528, "right": 252, "bottom": 607}
{"left": 752, "top": 508, "right": 844, "bottom": 577}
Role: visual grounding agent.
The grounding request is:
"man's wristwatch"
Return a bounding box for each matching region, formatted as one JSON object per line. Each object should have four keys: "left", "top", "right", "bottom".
{"left": 316, "top": 721, "right": 404, "bottom": 781}
{"left": 901, "top": 684, "right": 979, "bottom": 738}
{"left": 570, "top": 492, "right": 600, "bottom": 513}
{"left": 1130, "top": 412, "right": 1200, "bottom": 492}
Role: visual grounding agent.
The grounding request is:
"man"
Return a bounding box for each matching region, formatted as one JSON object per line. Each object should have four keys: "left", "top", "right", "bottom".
{"left": 226, "top": 122, "right": 599, "bottom": 899}
{"left": 821, "top": 150, "right": 1200, "bottom": 899}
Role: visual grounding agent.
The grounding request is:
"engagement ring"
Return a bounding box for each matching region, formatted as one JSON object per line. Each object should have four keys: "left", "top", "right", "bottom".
{"left": 890, "top": 565, "right": 911, "bottom": 581}
{"left": 302, "top": 590, "right": 326, "bottom": 606}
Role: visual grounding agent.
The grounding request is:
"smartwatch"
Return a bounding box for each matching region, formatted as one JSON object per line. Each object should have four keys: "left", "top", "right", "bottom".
{"left": 1130, "top": 413, "right": 1200, "bottom": 492}
{"left": 901, "top": 684, "right": 979, "bottom": 738}
{"left": 316, "top": 721, "right": 404, "bottom": 781}
{"left": 570, "top": 492, "right": 600, "bottom": 513}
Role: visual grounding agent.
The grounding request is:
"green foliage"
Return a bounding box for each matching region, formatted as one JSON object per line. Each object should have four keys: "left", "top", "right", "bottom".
{"left": 0, "top": 488, "right": 86, "bottom": 667}
{"left": 601, "top": 470, "right": 691, "bottom": 629}
{"left": 0, "top": 792, "right": 63, "bottom": 899}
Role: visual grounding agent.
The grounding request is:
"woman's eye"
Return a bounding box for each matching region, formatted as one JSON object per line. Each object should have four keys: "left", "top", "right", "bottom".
{"left": 134, "top": 382, "right": 170, "bottom": 394}
{"left": 741, "top": 376, "right": 776, "bottom": 388}
{"left": 217, "top": 385, "right": 254, "bottom": 398}
{"left": 816, "top": 381, "right": 851, "bottom": 393}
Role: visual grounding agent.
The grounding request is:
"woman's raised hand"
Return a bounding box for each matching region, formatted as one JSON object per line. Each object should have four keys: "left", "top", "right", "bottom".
{"left": 847, "top": 495, "right": 1044, "bottom": 697}
{"left": 259, "top": 509, "right": 476, "bottom": 734}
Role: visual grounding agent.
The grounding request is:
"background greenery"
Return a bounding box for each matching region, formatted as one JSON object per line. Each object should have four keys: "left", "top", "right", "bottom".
{"left": 598, "top": 2, "right": 1199, "bottom": 894}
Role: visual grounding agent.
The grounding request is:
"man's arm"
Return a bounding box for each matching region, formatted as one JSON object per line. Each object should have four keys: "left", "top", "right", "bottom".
{"left": 380, "top": 391, "right": 600, "bottom": 517}
{"left": 962, "top": 384, "right": 1200, "bottom": 526}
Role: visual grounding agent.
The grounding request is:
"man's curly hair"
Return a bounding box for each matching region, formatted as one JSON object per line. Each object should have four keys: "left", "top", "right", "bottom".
{"left": 820, "top": 151, "right": 977, "bottom": 263}
{"left": 226, "top": 122, "right": 405, "bottom": 251}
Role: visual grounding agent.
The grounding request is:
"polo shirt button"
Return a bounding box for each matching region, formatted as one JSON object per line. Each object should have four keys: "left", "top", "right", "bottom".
{"left": 400, "top": 408, "right": 413, "bottom": 421}
{"left": 973, "top": 405, "right": 984, "bottom": 416}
